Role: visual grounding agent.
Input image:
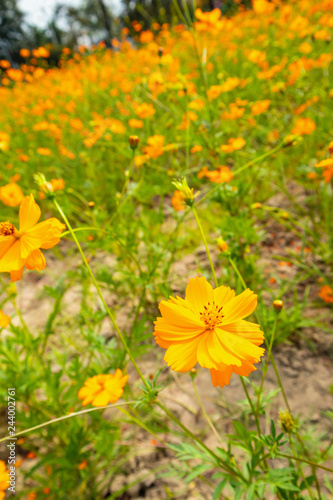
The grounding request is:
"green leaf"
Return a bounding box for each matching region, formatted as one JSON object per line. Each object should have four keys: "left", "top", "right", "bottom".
{"left": 213, "top": 479, "right": 227, "bottom": 500}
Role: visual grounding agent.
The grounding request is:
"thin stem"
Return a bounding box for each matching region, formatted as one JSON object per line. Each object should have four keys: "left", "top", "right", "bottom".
{"left": 0, "top": 402, "right": 137, "bottom": 443}
{"left": 117, "top": 407, "right": 161, "bottom": 440}
{"left": 240, "top": 377, "right": 262, "bottom": 437}
{"left": 229, "top": 257, "right": 247, "bottom": 290}
{"left": 232, "top": 140, "right": 287, "bottom": 177}
{"left": 117, "top": 149, "right": 135, "bottom": 210}
{"left": 269, "top": 354, "right": 291, "bottom": 413}
{"left": 276, "top": 453, "right": 333, "bottom": 473}
{"left": 191, "top": 206, "right": 218, "bottom": 287}
{"left": 289, "top": 435, "right": 315, "bottom": 500}
{"left": 192, "top": 378, "right": 223, "bottom": 444}
{"left": 155, "top": 400, "right": 246, "bottom": 482}
{"left": 53, "top": 199, "right": 149, "bottom": 389}
{"left": 256, "top": 315, "right": 278, "bottom": 415}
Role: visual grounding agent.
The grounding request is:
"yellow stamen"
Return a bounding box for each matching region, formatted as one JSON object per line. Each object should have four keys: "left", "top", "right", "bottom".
{"left": 0, "top": 221, "right": 15, "bottom": 236}
{"left": 199, "top": 301, "right": 224, "bottom": 330}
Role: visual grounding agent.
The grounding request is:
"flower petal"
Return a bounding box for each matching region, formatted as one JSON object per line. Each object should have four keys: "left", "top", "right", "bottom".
{"left": 154, "top": 316, "right": 206, "bottom": 341}
{"left": 92, "top": 390, "right": 110, "bottom": 407}
{"left": 215, "top": 327, "right": 264, "bottom": 364}
{"left": 19, "top": 194, "right": 41, "bottom": 232}
{"left": 185, "top": 276, "right": 214, "bottom": 312}
{"left": 40, "top": 218, "right": 66, "bottom": 249}
{"left": 10, "top": 268, "right": 23, "bottom": 282}
{"left": 197, "top": 330, "right": 242, "bottom": 368}
{"left": 0, "top": 240, "right": 24, "bottom": 272}
{"left": 213, "top": 285, "right": 235, "bottom": 306}
{"left": 210, "top": 367, "right": 233, "bottom": 388}
{"left": 158, "top": 299, "right": 203, "bottom": 329}
{"left": 0, "top": 235, "right": 16, "bottom": 259}
{"left": 222, "top": 319, "right": 264, "bottom": 346}
{"left": 221, "top": 289, "right": 257, "bottom": 325}
{"left": 164, "top": 335, "right": 202, "bottom": 372}
{"left": 25, "top": 249, "right": 46, "bottom": 271}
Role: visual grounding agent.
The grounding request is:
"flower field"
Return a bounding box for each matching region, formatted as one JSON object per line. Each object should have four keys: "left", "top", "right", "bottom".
{"left": 0, "top": 0, "right": 333, "bottom": 498}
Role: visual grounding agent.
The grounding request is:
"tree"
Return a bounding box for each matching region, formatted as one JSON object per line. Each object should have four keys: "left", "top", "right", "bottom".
{"left": 0, "top": 0, "right": 25, "bottom": 59}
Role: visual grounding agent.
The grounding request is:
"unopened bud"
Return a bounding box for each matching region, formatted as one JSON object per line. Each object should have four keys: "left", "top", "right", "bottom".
{"left": 279, "top": 411, "right": 295, "bottom": 433}
{"left": 88, "top": 201, "right": 95, "bottom": 208}
{"left": 34, "top": 173, "right": 54, "bottom": 196}
{"left": 172, "top": 178, "right": 199, "bottom": 207}
{"left": 216, "top": 237, "right": 228, "bottom": 253}
{"left": 129, "top": 135, "right": 139, "bottom": 150}
{"left": 273, "top": 299, "right": 284, "bottom": 311}
{"left": 158, "top": 47, "right": 163, "bottom": 57}
{"left": 190, "top": 368, "right": 197, "bottom": 380}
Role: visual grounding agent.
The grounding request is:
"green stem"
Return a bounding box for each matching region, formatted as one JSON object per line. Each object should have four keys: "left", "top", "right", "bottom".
{"left": 0, "top": 402, "right": 136, "bottom": 443}
{"left": 232, "top": 140, "right": 287, "bottom": 177}
{"left": 276, "top": 453, "right": 333, "bottom": 473}
{"left": 289, "top": 435, "right": 315, "bottom": 500}
{"left": 240, "top": 377, "right": 262, "bottom": 437}
{"left": 192, "top": 378, "right": 223, "bottom": 444}
{"left": 117, "top": 149, "right": 135, "bottom": 210}
{"left": 256, "top": 315, "right": 278, "bottom": 415}
{"left": 191, "top": 207, "right": 218, "bottom": 287}
{"left": 53, "top": 199, "right": 149, "bottom": 389}
{"left": 229, "top": 257, "right": 247, "bottom": 290}
{"left": 156, "top": 400, "right": 246, "bottom": 482}
{"left": 117, "top": 407, "right": 160, "bottom": 440}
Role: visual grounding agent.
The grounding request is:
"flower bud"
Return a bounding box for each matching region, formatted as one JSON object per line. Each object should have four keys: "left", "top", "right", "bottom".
{"left": 129, "top": 135, "right": 139, "bottom": 150}
{"left": 34, "top": 173, "right": 54, "bottom": 196}
{"left": 88, "top": 201, "right": 95, "bottom": 208}
{"left": 158, "top": 47, "right": 163, "bottom": 57}
{"left": 172, "top": 178, "right": 199, "bottom": 207}
{"left": 216, "top": 237, "right": 228, "bottom": 253}
{"left": 273, "top": 299, "right": 284, "bottom": 311}
{"left": 279, "top": 411, "right": 295, "bottom": 433}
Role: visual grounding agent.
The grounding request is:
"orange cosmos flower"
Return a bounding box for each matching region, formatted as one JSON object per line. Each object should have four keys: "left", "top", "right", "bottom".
{"left": 0, "top": 311, "right": 10, "bottom": 328}
{"left": 318, "top": 285, "right": 333, "bottom": 304}
{"left": 251, "top": 100, "right": 271, "bottom": 116}
{"left": 143, "top": 135, "right": 164, "bottom": 159}
{"left": 291, "top": 117, "right": 316, "bottom": 136}
{"left": 0, "top": 460, "right": 9, "bottom": 500}
{"left": 129, "top": 118, "right": 144, "bottom": 129}
{"left": 220, "top": 137, "right": 246, "bottom": 153}
{"left": 0, "top": 194, "right": 65, "bottom": 282}
{"left": 0, "top": 183, "right": 24, "bottom": 207}
{"left": 315, "top": 158, "right": 333, "bottom": 183}
{"left": 37, "top": 147, "right": 52, "bottom": 156}
{"left": 78, "top": 370, "right": 129, "bottom": 406}
{"left": 154, "top": 277, "right": 265, "bottom": 388}
{"left": 0, "top": 132, "right": 10, "bottom": 151}
{"left": 198, "top": 166, "right": 233, "bottom": 183}
{"left": 135, "top": 103, "right": 155, "bottom": 119}
{"left": 171, "top": 190, "right": 185, "bottom": 211}
{"left": 190, "top": 145, "right": 203, "bottom": 154}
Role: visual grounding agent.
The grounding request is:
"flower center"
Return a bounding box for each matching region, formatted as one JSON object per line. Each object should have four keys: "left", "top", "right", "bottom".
{"left": 199, "top": 301, "right": 224, "bottom": 330}
{"left": 0, "top": 221, "right": 15, "bottom": 236}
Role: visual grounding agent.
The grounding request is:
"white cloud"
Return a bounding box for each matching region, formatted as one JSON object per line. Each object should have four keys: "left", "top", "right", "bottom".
{"left": 19, "top": 0, "right": 89, "bottom": 28}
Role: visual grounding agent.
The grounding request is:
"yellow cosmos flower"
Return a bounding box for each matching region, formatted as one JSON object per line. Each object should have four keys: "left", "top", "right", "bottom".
{"left": 154, "top": 277, "right": 265, "bottom": 388}
{"left": 0, "top": 460, "right": 9, "bottom": 499}
{"left": 78, "top": 370, "right": 129, "bottom": 407}
{"left": 0, "top": 194, "right": 65, "bottom": 282}
{"left": 0, "top": 182, "right": 24, "bottom": 207}
{"left": 0, "top": 311, "right": 10, "bottom": 328}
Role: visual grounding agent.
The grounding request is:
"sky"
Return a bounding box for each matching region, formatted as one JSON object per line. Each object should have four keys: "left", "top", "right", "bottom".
{"left": 19, "top": 0, "right": 83, "bottom": 27}
{"left": 19, "top": 0, "right": 122, "bottom": 29}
